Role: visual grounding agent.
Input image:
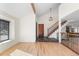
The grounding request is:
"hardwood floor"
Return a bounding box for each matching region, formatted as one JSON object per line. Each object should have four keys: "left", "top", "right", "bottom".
{"left": 0, "top": 42, "right": 78, "bottom": 56}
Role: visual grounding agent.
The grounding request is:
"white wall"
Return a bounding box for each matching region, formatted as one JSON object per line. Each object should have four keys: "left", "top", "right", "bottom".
{"left": 59, "top": 3, "right": 79, "bottom": 19}
{"left": 15, "top": 19, "right": 20, "bottom": 42}
{"left": 37, "top": 7, "right": 59, "bottom": 37}
{"left": 0, "top": 4, "right": 36, "bottom": 53}
{"left": 0, "top": 14, "right": 18, "bottom": 52}
{"left": 18, "top": 4, "right": 36, "bottom": 42}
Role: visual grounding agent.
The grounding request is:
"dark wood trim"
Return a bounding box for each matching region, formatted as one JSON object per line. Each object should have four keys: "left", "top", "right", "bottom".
{"left": 36, "top": 22, "right": 37, "bottom": 41}
{"left": 31, "top": 3, "right": 36, "bottom": 14}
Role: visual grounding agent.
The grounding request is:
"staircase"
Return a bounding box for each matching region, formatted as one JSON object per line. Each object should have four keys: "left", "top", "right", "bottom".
{"left": 37, "top": 20, "right": 67, "bottom": 42}
{"left": 48, "top": 20, "right": 67, "bottom": 38}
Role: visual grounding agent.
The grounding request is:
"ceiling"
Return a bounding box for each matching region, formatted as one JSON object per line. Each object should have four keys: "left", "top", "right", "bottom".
{"left": 0, "top": 3, "right": 60, "bottom": 19}
{"left": 63, "top": 10, "right": 79, "bottom": 27}
{"left": 34, "top": 3, "right": 60, "bottom": 17}
{"left": 68, "top": 20, "right": 79, "bottom": 27}
{"left": 64, "top": 10, "right": 79, "bottom": 21}
{"left": 0, "top": 3, "right": 32, "bottom": 19}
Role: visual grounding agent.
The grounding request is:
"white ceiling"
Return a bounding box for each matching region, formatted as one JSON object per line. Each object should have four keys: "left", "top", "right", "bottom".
{"left": 0, "top": 3, "right": 60, "bottom": 19}
{"left": 0, "top": 3, "right": 32, "bottom": 19}
{"left": 68, "top": 20, "right": 79, "bottom": 27}
{"left": 63, "top": 10, "right": 79, "bottom": 27}
{"left": 64, "top": 10, "right": 79, "bottom": 21}
{"left": 34, "top": 3, "right": 60, "bottom": 17}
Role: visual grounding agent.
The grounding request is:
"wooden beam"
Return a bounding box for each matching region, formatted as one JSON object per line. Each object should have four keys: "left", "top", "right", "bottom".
{"left": 31, "top": 3, "right": 36, "bottom": 14}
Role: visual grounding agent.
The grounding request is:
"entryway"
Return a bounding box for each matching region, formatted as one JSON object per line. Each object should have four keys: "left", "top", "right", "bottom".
{"left": 36, "top": 23, "right": 58, "bottom": 42}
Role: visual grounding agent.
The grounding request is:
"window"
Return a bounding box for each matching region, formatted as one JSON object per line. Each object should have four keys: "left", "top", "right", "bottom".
{"left": 0, "top": 19, "right": 9, "bottom": 42}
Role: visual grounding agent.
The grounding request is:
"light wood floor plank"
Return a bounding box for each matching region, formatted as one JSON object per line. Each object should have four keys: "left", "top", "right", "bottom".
{"left": 0, "top": 42, "right": 78, "bottom": 56}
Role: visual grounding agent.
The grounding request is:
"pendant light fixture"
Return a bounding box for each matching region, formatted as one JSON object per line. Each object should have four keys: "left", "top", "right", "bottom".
{"left": 49, "top": 8, "right": 53, "bottom": 21}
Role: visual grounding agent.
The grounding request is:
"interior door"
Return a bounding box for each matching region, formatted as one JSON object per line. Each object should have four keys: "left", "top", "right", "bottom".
{"left": 38, "top": 24, "right": 44, "bottom": 38}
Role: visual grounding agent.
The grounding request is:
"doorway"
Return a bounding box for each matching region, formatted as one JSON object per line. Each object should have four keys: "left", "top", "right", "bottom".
{"left": 38, "top": 24, "right": 44, "bottom": 38}
{"left": 36, "top": 24, "right": 44, "bottom": 42}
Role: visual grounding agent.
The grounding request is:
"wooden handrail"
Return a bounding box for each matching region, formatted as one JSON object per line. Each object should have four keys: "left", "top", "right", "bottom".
{"left": 48, "top": 21, "right": 58, "bottom": 30}
{"left": 48, "top": 20, "right": 67, "bottom": 36}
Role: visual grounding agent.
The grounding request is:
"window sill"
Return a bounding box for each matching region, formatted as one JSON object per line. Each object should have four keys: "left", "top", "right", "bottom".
{"left": 0, "top": 40, "right": 12, "bottom": 45}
